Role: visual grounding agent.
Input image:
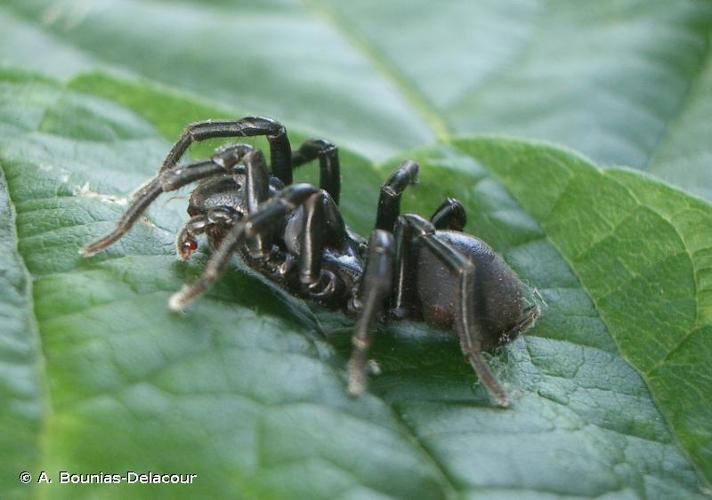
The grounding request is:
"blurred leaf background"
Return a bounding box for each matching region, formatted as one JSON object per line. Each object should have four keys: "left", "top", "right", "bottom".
{"left": 3, "top": 0, "right": 712, "bottom": 193}
{"left": 1, "top": 1, "right": 711, "bottom": 499}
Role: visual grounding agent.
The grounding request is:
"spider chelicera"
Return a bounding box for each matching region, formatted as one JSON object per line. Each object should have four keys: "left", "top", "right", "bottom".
{"left": 81, "top": 116, "right": 538, "bottom": 406}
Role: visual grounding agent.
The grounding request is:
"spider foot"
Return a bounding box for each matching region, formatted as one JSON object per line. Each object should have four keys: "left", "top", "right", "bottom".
{"left": 347, "top": 357, "right": 366, "bottom": 398}
{"left": 468, "top": 350, "right": 510, "bottom": 408}
{"left": 168, "top": 286, "right": 192, "bottom": 312}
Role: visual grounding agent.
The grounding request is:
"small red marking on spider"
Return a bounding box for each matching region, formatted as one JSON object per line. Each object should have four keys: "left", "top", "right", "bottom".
{"left": 184, "top": 240, "right": 198, "bottom": 251}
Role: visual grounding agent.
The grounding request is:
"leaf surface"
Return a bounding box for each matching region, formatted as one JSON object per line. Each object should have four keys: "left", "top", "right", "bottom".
{"left": 0, "top": 0, "right": 711, "bottom": 196}
{"left": 0, "top": 68, "right": 710, "bottom": 499}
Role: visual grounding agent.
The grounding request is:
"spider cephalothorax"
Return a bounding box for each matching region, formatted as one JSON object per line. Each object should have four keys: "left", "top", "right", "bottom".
{"left": 82, "top": 116, "right": 538, "bottom": 406}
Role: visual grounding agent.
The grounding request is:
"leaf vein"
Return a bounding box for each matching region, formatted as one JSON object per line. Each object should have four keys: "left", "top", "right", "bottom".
{"left": 299, "top": 0, "right": 450, "bottom": 141}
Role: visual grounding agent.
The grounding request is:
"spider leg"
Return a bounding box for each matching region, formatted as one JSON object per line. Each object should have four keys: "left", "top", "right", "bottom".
{"left": 176, "top": 208, "right": 239, "bottom": 261}
{"left": 242, "top": 149, "right": 273, "bottom": 259}
{"left": 348, "top": 230, "right": 394, "bottom": 397}
{"left": 396, "top": 214, "right": 510, "bottom": 407}
{"left": 168, "top": 184, "right": 320, "bottom": 311}
{"left": 390, "top": 215, "right": 419, "bottom": 319}
{"left": 161, "top": 116, "right": 293, "bottom": 184}
{"left": 389, "top": 198, "right": 466, "bottom": 317}
{"left": 375, "top": 160, "right": 419, "bottom": 231}
{"left": 430, "top": 198, "right": 467, "bottom": 231}
{"left": 291, "top": 139, "right": 341, "bottom": 204}
{"left": 299, "top": 191, "right": 341, "bottom": 282}
{"left": 81, "top": 145, "right": 253, "bottom": 257}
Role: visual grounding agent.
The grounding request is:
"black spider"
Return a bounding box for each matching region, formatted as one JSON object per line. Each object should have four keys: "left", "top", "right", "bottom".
{"left": 81, "top": 117, "right": 539, "bottom": 406}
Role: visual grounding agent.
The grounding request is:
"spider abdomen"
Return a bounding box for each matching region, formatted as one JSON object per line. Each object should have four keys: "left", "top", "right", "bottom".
{"left": 416, "top": 231, "right": 528, "bottom": 351}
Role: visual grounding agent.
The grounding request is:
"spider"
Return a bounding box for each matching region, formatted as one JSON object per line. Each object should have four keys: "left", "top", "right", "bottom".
{"left": 81, "top": 116, "right": 539, "bottom": 407}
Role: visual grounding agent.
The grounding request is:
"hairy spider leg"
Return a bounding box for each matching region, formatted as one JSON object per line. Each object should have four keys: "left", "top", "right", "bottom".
{"left": 375, "top": 160, "right": 419, "bottom": 231}
{"left": 430, "top": 198, "right": 467, "bottom": 231}
{"left": 176, "top": 208, "right": 238, "bottom": 261}
{"left": 168, "top": 184, "right": 323, "bottom": 311}
{"left": 398, "top": 214, "right": 510, "bottom": 407}
{"left": 348, "top": 230, "right": 394, "bottom": 397}
{"left": 81, "top": 144, "right": 254, "bottom": 257}
{"left": 160, "top": 116, "right": 293, "bottom": 184}
{"left": 291, "top": 139, "right": 341, "bottom": 204}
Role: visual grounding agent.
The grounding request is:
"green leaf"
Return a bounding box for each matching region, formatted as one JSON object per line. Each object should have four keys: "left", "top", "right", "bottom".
{"left": 453, "top": 138, "right": 712, "bottom": 489}
{"left": 1, "top": 67, "right": 710, "bottom": 499}
{"left": 1, "top": 0, "right": 711, "bottom": 197}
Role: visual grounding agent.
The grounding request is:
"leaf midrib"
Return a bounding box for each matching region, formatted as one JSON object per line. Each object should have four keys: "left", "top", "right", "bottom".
{"left": 647, "top": 31, "right": 712, "bottom": 171}
{"left": 299, "top": 0, "right": 451, "bottom": 141}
